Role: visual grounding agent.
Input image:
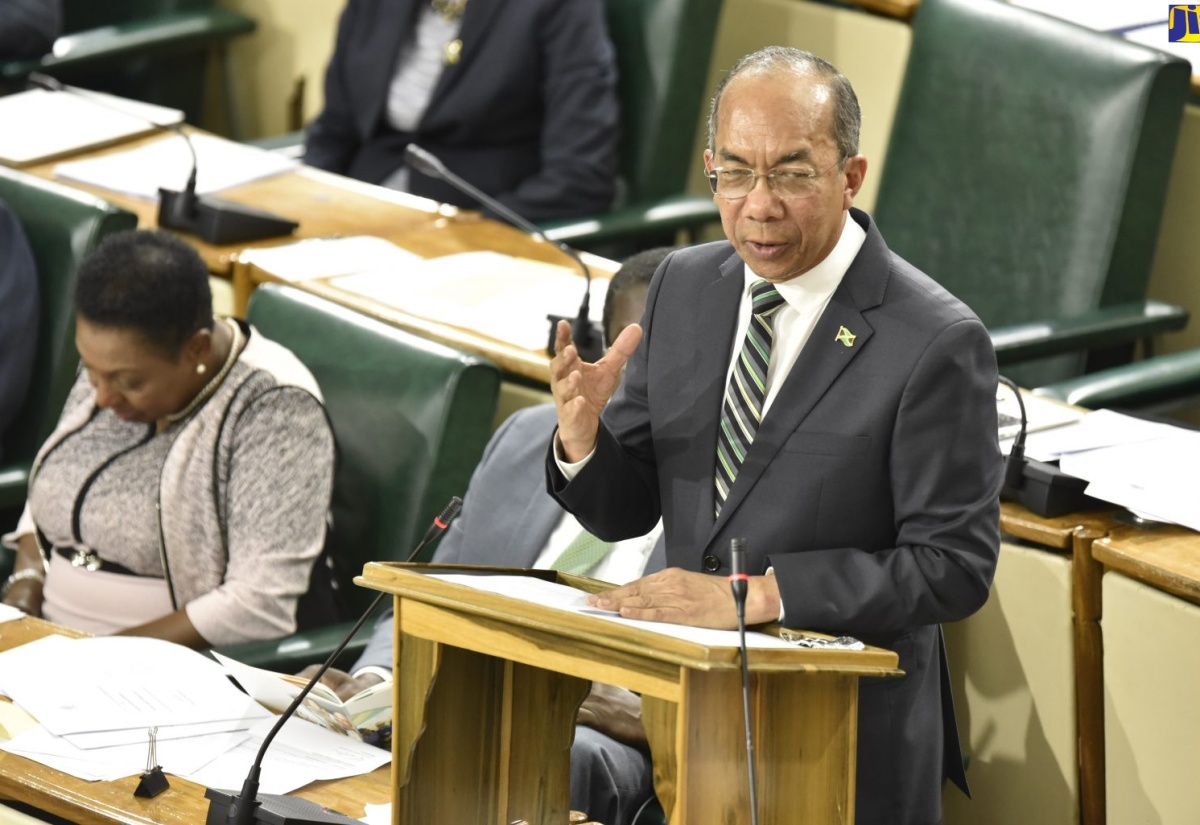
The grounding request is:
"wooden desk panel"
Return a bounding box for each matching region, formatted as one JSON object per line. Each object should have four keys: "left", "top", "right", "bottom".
{"left": 1093, "top": 522, "right": 1200, "bottom": 606}
{"left": 0, "top": 617, "right": 391, "bottom": 825}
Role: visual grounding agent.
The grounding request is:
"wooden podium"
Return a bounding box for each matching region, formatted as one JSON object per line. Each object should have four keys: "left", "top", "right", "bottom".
{"left": 358, "top": 563, "right": 901, "bottom": 825}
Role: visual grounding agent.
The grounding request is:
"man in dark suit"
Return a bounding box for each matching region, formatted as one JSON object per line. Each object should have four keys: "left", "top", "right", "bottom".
{"left": 304, "top": 0, "right": 619, "bottom": 223}
{"left": 315, "top": 248, "right": 669, "bottom": 825}
{"left": 547, "top": 47, "right": 1003, "bottom": 824}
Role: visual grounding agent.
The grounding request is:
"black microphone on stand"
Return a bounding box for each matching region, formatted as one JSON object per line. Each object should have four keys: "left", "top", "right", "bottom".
{"left": 27, "top": 73, "right": 298, "bottom": 246}
{"left": 403, "top": 144, "right": 604, "bottom": 363}
{"left": 204, "top": 497, "right": 464, "bottom": 825}
{"left": 728, "top": 538, "right": 760, "bottom": 825}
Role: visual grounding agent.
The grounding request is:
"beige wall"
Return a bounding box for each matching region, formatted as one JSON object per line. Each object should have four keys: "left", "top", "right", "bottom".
{"left": 222, "top": 0, "right": 342, "bottom": 139}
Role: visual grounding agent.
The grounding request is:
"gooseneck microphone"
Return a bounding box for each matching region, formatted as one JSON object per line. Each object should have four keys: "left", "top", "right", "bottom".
{"left": 28, "top": 72, "right": 298, "bottom": 246}
{"left": 205, "top": 497, "right": 463, "bottom": 825}
{"left": 729, "top": 538, "right": 759, "bottom": 825}
{"left": 403, "top": 144, "right": 604, "bottom": 363}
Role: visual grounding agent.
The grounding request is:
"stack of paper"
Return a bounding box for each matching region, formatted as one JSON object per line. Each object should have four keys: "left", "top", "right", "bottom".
{"left": 0, "top": 635, "right": 389, "bottom": 793}
{"left": 54, "top": 132, "right": 299, "bottom": 201}
{"left": 332, "top": 250, "right": 608, "bottom": 351}
{"left": 0, "top": 87, "right": 183, "bottom": 167}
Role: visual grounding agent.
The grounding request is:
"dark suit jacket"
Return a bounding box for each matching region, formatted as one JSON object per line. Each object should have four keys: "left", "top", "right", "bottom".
{"left": 548, "top": 209, "right": 1003, "bottom": 824}
{"left": 304, "top": 0, "right": 620, "bottom": 223}
{"left": 0, "top": 198, "right": 39, "bottom": 459}
{"left": 356, "top": 403, "right": 666, "bottom": 670}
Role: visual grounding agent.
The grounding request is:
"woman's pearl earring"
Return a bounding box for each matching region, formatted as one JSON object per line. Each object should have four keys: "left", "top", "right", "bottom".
{"left": 196, "top": 363, "right": 207, "bottom": 375}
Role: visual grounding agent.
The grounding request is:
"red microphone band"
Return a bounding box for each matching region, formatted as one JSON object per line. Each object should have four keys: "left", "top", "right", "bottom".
{"left": 434, "top": 517, "right": 449, "bottom": 529}
{"left": 729, "top": 573, "right": 750, "bottom": 582}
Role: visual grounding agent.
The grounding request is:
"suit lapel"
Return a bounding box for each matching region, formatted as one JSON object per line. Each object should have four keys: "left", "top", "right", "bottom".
{"left": 426, "top": 0, "right": 503, "bottom": 104}
{"left": 709, "top": 211, "right": 890, "bottom": 539}
{"left": 678, "top": 252, "right": 745, "bottom": 545}
{"left": 350, "top": 0, "right": 421, "bottom": 136}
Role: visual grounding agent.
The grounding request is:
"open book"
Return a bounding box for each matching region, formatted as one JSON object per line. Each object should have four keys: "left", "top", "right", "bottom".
{"left": 212, "top": 652, "right": 392, "bottom": 746}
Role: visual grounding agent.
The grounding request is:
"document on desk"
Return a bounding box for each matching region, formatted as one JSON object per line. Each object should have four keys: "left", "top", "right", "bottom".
{"left": 237, "top": 235, "right": 421, "bottom": 282}
{"left": 332, "top": 251, "right": 608, "bottom": 351}
{"left": 0, "top": 87, "right": 183, "bottom": 167}
{"left": 0, "top": 603, "right": 22, "bottom": 624}
{"left": 54, "top": 133, "right": 299, "bottom": 201}
{"left": 430, "top": 573, "right": 797, "bottom": 649}
{"left": 0, "top": 635, "right": 270, "bottom": 744}
{"left": 184, "top": 715, "right": 391, "bottom": 795}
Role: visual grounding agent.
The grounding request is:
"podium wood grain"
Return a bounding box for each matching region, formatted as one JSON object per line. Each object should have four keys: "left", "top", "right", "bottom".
{"left": 360, "top": 562, "right": 899, "bottom": 825}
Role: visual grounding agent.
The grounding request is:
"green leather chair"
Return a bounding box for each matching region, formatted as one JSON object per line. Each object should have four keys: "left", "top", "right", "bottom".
{"left": 1034, "top": 348, "right": 1200, "bottom": 414}
{"left": 213, "top": 284, "right": 501, "bottom": 672}
{"left": 0, "top": 166, "right": 137, "bottom": 516}
{"left": 0, "top": 0, "right": 256, "bottom": 133}
{"left": 873, "top": 0, "right": 1190, "bottom": 388}
{"left": 540, "top": 0, "right": 724, "bottom": 255}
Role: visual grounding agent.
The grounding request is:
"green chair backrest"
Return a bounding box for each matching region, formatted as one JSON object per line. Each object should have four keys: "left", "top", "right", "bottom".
{"left": 245, "top": 284, "right": 501, "bottom": 616}
{"left": 873, "top": 0, "right": 1189, "bottom": 387}
{"left": 62, "top": 0, "right": 214, "bottom": 33}
{"left": 0, "top": 166, "right": 136, "bottom": 505}
{"left": 605, "top": 0, "right": 724, "bottom": 206}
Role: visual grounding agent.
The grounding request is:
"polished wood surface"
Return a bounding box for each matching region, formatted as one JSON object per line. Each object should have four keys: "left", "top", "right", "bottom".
{"left": 19, "top": 130, "right": 455, "bottom": 277}
{"left": 0, "top": 617, "right": 391, "bottom": 825}
{"left": 232, "top": 220, "right": 619, "bottom": 385}
{"left": 362, "top": 562, "right": 899, "bottom": 825}
{"left": 1094, "top": 522, "right": 1200, "bottom": 607}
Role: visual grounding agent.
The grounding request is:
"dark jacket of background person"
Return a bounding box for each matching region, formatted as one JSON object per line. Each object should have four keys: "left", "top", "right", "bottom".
{"left": 0, "top": 197, "right": 39, "bottom": 461}
{"left": 304, "top": 0, "right": 621, "bottom": 223}
{"left": 0, "top": 0, "right": 62, "bottom": 60}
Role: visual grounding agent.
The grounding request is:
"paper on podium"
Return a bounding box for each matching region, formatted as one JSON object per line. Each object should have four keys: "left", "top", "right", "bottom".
{"left": 237, "top": 235, "right": 421, "bottom": 283}
{"left": 0, "top": 87, "right": 183, "bottom": 167}
{"left": 332, "top": 251, "right": 607, "bottom": 350}
{"left": 54, "top": 132, "right": 299, "bottom": 201}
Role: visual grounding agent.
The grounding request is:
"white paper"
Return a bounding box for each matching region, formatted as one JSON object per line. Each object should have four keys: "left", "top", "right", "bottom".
{"left": 0, "top": 603, "right": 23, "bottom": 624}
{"left": 429, "top": 573, "right": 798, "bottom": 649}
{"left": 54, "top": 133, "right": 299, "bottom": 201}
{"left": 183, "top": 716, "right": 391, "bottom": 796}
{"left": 0, "top": 87, "right": 183, "bottom": 166}
{"left": 0, "top": 721, "right": 254, "bottom": 781}
{"left": 332, "top": 251, "right": 606, "bottom": 351}
{"left": 997, "top": 388, "right": 1085, "bottom": 443}
{"left": 236, "top": 236, "right": 421, "bottom": 283}
{"left": 0, "top": 636, "right": 270, "bottom": 737}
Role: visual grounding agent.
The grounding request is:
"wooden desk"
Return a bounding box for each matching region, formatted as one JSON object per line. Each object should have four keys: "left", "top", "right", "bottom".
{"left": 0, "top": 617, "right": 391, "bottom": 825}
{"left": 1090, "top": 523, "right": 1200, "bottom": 823}
{"left": 943, "top": 502, "right": 1119, "bottom": 825}
{"left": 19, "top": 131, "right": 457, "bottom": 278}
{"left": 232, "top": 223, "right": 618, "bottom": 386}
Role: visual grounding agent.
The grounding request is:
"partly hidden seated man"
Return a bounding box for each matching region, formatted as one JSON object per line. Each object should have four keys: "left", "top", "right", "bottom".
{"left": 306, "top": 246, "right": 669, "bottom": 825}
{"left": 2, "top": 230, "right": 336, "bottom": 649}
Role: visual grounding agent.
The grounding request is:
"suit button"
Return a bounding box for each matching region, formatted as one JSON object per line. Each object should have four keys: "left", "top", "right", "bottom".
{"left": 703, "top": 555, "right": 721, "bottom": 572}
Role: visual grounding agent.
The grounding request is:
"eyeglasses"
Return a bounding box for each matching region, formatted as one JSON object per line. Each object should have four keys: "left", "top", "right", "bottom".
{"left": 706, "top": 158, "right": 844, "bottom": 200}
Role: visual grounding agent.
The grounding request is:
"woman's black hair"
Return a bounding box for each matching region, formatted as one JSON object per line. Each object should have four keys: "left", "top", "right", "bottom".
{"left": 74, "top": 229, "right": 214, "bottom": 358}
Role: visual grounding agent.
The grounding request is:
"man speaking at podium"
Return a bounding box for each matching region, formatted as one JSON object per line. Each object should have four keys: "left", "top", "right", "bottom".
{"left": 547, "top": 48, "right": 1003, "bottom": 824}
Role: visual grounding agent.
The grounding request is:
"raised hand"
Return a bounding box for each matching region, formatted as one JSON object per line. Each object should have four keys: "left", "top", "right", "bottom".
{"left": 549, "top": 318, "right": 642, "bottom": 462}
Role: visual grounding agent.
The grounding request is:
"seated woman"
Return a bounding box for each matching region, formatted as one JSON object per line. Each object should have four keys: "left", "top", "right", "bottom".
{"left": 0, "top": 230, "right": 335, "bottom": 648}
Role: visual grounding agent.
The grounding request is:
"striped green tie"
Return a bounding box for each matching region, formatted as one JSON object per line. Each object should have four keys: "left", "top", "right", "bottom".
{"left": 549, "top": 528, "right": 615, "bottom": 575}
{"left": 715, "top": 279, "right": 786, "bottom": 517}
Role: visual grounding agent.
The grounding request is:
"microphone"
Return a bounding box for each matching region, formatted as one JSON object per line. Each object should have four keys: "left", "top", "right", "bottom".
{"left": 204, "top": 497, "right": 464, "bottom": 825}
{"left": 403, "top": 144, "right": 604, "bottom": 363}
{"left": 728, "top": 538, "right": 759, "bottom": 825}
{"left": 28, "top": 73, "right": 298, "bottom": 246}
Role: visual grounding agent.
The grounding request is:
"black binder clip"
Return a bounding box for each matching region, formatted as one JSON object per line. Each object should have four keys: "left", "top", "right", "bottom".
{"left": 134, "top": 726, "right": 170, "bottom": 798}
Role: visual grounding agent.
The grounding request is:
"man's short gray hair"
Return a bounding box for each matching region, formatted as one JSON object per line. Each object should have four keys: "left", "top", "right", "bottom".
{"left": 706, "top": 46, "right": 861, "bottom": 161}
